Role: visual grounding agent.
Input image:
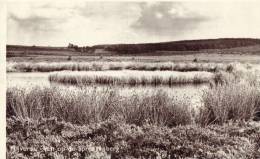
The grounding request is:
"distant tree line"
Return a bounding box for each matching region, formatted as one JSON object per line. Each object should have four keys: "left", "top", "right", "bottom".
{"left": 8, "top": 38, "right": 260, "bottom": 55}
{"left": 100, "top": 38, "right": 260, "bottom": 54}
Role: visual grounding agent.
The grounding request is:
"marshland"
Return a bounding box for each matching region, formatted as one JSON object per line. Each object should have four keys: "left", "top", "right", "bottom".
{"left": 5, "top": 3, "right": 260, "bottom": 154}
{"left": 6, "top": 57, "right": 260, "bottom": 158}
{"left": 5, "top": 1, "right": 260, "bottom": 158}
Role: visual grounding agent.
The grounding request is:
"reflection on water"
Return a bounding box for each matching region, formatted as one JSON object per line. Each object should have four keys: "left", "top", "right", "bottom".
{"left": 7, "top": 72, "right": 208, "bottom": 108}
{"left": 7, "top": 72, "right": 51, "bottom": 87}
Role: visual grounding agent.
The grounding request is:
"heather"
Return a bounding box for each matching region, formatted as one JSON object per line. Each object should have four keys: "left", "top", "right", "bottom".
{"left": 6, "top": 117, "right": 260, "bottom": 159}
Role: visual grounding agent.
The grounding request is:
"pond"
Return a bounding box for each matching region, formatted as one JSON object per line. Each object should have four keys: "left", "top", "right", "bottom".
{"left": 7, "top": 72, "right": 208, "bottom": 108}
{"left": 7, "top": 72, "right": 50, "bottom": 87}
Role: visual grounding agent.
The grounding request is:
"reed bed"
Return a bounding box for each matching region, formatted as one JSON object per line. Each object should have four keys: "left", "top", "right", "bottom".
{"left": 7, "top": 86, "right": 192, "bottom": 127}
{"left": 7, "top": 81, "right": 260, "bottom": 127}
{"left": 7, "top": 61, "right": 228, "bottom": 72}
{"left": 48, "top": 70, "right": 214, "bottom": 86}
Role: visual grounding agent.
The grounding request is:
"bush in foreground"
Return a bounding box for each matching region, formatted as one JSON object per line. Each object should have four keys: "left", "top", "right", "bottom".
{"left": 6, "top": 117, "right": 260, "bottom": 159}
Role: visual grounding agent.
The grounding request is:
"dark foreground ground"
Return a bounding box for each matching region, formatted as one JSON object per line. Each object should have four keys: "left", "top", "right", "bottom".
{"left": 7, "top": 117, "right": 260, "bottom": 159}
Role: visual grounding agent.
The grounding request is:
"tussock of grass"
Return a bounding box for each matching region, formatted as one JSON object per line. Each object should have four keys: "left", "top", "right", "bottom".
{"left": 211, "top": 63, "right": 259, "bottom": 86}
{"left": 198, "top": 82, "right": 260, "bottom": 125}
{"left": 212, "top": 71, "right": 236, "bottom": 85}
{"left": 7, "top": 61, "right": 228, "bottom": 72}
{"left": 48, "top": 70, "right": 214, "bottom": 86}
{"left": 7, "top": 86, "right": 192, "bottom": 127}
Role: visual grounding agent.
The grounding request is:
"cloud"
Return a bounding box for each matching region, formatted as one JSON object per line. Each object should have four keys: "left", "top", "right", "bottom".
{"left": 78, "top": 2, "right": 141, "bottom": 20}
{"left": 9, "top": 14, "right": 61, "bottom": 33}
{"left": 8, "top": 3, "right": 75, "bottom": 27}
{"left": 6, "top": 1, "right": 260, "bottom": 46}
{"left": 7, "top": 2, "right": 77, "bottom": 45}
{"left": 131, "top": 2, "right": 208, "bottom": 38}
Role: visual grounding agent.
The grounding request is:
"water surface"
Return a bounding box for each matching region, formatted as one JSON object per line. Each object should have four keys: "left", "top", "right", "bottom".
{"left": 7, "top": 72, "right": 208, "bottom": 108}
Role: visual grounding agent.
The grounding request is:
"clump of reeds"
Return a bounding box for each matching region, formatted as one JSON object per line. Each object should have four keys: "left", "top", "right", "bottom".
{"left": 211, "top": 63, "right": 259, "bottom": 86}
{"left": 6, "top": 86, "right": 192, "bottom": 127}
{"left": 212, "top": 71, "right": 236, "bottom": 86}
{"left": 197, "top": 82, "right": 260, "bottom": 125}
{"left": 48, "top": 71, "right": 214, "bottom": 86}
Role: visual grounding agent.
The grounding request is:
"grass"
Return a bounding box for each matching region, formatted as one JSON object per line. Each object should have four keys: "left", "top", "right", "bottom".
{"left": 48, "top": 70, "right": 214, "bottom": 86}
{"left": 7, "top": 76, "right": 260, "bottom": 127}
{"left": 7, "top": 61, "right": 229, "bottom": 72}
{"left": 198, "top": 81, "right": 260, "bottom": 125}
{"left": 7, "top": 86, "right": 192, "bottom": 127}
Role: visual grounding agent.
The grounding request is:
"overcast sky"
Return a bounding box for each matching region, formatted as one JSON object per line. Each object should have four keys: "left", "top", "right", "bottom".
{"left": 6, "top": 1, "right": 260, "bottom": 46}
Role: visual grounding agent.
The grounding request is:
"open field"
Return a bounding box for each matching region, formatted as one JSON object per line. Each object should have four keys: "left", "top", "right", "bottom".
{"left": 7, "top": 53, "right": 260, "bottom": 63}
{"left": 7, "top": 38, "right": 260, "bottom": 57}
{"left": 7, "top": 38, "right": 260, "bottom": 64}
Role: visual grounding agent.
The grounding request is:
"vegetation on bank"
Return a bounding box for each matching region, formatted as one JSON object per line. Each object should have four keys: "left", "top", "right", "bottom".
{"left": 48, "top": 71, "right": 214, "bottom": 86}
{"left": 47, "top": 62, "right": 256, "bottom": 86}
{"left": 7, "top": 61, "right": 229, "bottom": 72}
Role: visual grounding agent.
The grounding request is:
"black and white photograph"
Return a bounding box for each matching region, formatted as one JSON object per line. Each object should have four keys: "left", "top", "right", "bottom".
{"left": 3, "top": 0, "right": 260, "bottom": 158}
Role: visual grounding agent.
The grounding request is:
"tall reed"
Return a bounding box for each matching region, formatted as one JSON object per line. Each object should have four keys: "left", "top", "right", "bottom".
{"left": 48, "top": 71, "right": 214, "bottom": 86}
{"left": 197, "top": 82, "right": 260, "bottom": 125}
{"left": 7, "top": 86, "right": 192, "bottom": 127}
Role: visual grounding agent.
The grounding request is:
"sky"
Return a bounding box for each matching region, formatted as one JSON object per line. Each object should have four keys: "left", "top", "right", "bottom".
{"left": 6, "top": 0, "right": 260, "bottom": 46}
